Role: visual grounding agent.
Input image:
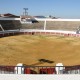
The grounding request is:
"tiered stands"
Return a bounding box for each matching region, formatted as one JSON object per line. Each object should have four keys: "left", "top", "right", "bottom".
{"left": 21, "top": 20, "right": 80, "bottom": 31}
{"left": 21, "top": 21, "right": 44, "bottom": 29}
{"left": 0, "top": 18, "right": 80, "bottom": 37}
{"left": 46, "top": 21, "right": 80, "bottom": 31}
{"left": 0, "top": 20, "right": 21, "bottom": 31}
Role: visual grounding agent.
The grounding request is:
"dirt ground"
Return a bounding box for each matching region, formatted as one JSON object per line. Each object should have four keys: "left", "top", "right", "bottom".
{"left": 0, "top": 35, "right": 80, "bottom": 66}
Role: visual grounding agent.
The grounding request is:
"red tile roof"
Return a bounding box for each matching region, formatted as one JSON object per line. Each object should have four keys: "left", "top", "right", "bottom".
{"left": 0, "top": 13, "right": 20, "bottom": 18}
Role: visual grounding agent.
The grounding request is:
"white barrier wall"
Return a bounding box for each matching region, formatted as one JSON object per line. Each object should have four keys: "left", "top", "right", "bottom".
{"left": 35, "top": 18, "right": 80, "bottom": 21}
{"left": 1, "top": 29, "right": 80, "bottom": 38}
{"left": 0, "top": 74, "right": 80, "bottom": 80}
{"left": 0, "top": 17, "right": 20, "bottom": 20}
{"left": 1, "top": 17, "right": 80, "bottom": 21}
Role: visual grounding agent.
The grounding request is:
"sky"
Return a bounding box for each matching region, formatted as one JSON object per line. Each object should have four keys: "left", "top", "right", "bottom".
{"left": 0, "top": 0, "right": 80, "bottom": 18}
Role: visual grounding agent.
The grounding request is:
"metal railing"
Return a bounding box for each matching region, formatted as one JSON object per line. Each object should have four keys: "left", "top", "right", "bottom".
{"left": 0, "top": 66, "right": 80, "bottom": 74}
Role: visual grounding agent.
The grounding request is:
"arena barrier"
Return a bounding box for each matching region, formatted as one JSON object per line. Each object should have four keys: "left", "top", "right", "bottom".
{"left": 0, "top": 63, "right": 80, "bottom": 80}
{"left": 0, "top": 29, "right": 80, "bottom": 38}
{"left": 0, "top": 65, "right": 80, "bottom": 74}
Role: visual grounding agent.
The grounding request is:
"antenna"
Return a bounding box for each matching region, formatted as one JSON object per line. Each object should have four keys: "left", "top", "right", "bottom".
{"left": 23, "top": 8, "right": 28, "bottom": 16}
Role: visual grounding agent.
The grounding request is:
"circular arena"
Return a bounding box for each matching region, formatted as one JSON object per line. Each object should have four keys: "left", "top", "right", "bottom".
{"left": 0, "top": 17, "right": 80, "bottom": 74}
{"left": 0, "top": 18, "right": 80, "bottom": 65}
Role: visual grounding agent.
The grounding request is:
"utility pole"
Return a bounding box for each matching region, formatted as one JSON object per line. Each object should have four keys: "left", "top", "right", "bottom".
{"left": 23, "top": 8, "right": 28, "bottom": 16}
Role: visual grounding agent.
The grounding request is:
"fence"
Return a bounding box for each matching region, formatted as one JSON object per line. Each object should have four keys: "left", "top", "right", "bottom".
{"left": 0, "top": 65, "right": 80, "bottom": 74}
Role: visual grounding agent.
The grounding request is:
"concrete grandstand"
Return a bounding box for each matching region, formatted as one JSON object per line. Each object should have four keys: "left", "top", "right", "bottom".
{"left": 0, "top": 14, "right": 80, "bottom": 37}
